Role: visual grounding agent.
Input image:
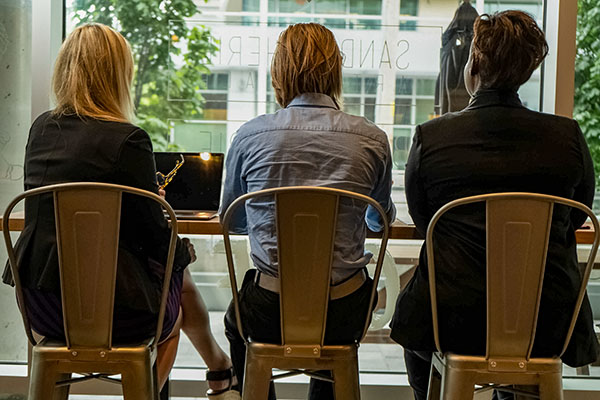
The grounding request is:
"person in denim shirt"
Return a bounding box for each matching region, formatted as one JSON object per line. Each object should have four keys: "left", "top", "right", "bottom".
{"left": 220, "top": 23, "right": 396, "bottom": 399}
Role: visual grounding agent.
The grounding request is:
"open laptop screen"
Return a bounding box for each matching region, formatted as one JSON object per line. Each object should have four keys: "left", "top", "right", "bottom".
{"left": 154, "top": 152, "right": 224, "bottom": 212}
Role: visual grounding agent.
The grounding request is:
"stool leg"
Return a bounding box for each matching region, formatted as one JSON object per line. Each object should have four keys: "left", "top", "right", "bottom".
{"left": 427, "top": 362, "right": 441, "bottom": 400}
{"left": 440, "top": 368, "right": 475, "bottom": 400}
{"left": 538, "top": 372, "right": 563, "bottom": 400}
{"left": 332, "top": 359, "right": 360, "bottom": 400}
{"left": 160, "top": 377, "right": 170, "bottom": 400}
{"left": 28, "top": 358, "right": 59, "bottom": 400}
{"left": 153, "top": 362, "right": 161, "bottom": 399}
{"left": 122, "top": 361, "right": 156, "bottom": 400}
{"left": 243, "top": 353, "right": 272, "bottom": 400}
{"left": 53, "top": 373, "right": 72, "bottom": 400}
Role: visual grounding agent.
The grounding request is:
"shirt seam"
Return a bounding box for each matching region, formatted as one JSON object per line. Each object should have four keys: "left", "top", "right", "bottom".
{"left": 235, "top": 125, "right": 389, "bottom": 147}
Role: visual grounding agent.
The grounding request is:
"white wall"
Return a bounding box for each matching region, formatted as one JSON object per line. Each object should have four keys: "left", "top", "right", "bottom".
{"left": 0, "top": 0, "right": 32, "bottom": 363}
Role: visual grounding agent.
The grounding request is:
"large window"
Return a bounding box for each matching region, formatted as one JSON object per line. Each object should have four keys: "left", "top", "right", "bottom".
{"left": 342, "top": 75, "right": 378, "bottom": 122}
{"left": 59, "top": 0, "right": 552, "bottom": 378}
{"left": 485, "top": 0, "right": 544, "bottom": 16}
{"left": 392, "top": 77, "right": 436, "bottom": 168}
{"left": 3, "top": 1, "right": 598, "bottom": 396}
{"left": 267, "top": 0, "right": 382, "bottom": 29}
{"left": 170, "top": 73, "right": 230, "bottom": 153}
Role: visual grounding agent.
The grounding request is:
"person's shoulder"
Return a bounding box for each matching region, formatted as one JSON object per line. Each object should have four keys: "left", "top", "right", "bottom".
{"left": 76, "top": 117, "right": 147, "bottom": 145}
{"left": 97, "top": 118, "right": 142, "bottom": 136}
{"left": 418, "top": 110, "right": 466, "bottom": 133}
{"left": 68, "top": 115, "right": 150, "bottom": 151}
{"left": 232, "top": 112, "right": 281, "bottom": 142}
{"left": 40, "top": 112, "right": 142, "bottom": 136}
{"left": 504, "top": 108, "right": 580, "bottom": 137}
{"left": 525, "top": 109, "right": 578, "bottom": 129}
{"left": 32, "top": 110, "right": 53, "bottom": 124}
{"left": 340, "top": 111, "right": 390, "bottom": 145}
{"left": 337, "top": 110, "right": 384, "bottom": 133}
{"left": 122, "top": 126, "right": 151, "bottom": 146}
{"left": 30, "top": 110, "right": 57, "bottom": 132}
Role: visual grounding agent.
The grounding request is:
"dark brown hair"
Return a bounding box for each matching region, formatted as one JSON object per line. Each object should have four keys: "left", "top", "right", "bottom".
{"left": 471, "top": 10, "right": 548, "bottom": 90}
{"left": 271, "top": 23, "right": 342, "bottom": 108}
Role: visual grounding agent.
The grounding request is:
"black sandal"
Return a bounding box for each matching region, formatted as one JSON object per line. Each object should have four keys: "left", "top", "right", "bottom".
{"left": 206, "top": 367, "right": 241, "bottom": 399}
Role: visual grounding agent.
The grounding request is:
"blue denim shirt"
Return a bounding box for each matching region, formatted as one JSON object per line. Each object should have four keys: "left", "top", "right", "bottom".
{"left": 220, "top": 93, "right": 396, "bottom": 284}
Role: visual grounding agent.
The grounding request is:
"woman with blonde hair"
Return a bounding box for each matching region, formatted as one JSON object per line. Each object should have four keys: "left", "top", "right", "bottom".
{"left": 2, "top": 23, "right": 238, "bottom": 398}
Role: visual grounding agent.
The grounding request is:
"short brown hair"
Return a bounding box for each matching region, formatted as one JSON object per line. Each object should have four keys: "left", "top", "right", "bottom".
{"left": 471, "top": 10, "right": 548, "bottom": 90}
{"left": 52, "top": 23, "right": 134, "bottom": 122}
{"left": 271, "top": 23, "right": 342, "bottom": 108}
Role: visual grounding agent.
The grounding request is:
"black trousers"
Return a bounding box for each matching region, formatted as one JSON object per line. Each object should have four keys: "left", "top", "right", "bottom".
{"left": 224, "top": 269, "right": 373, "bottom": 400}
{"left": 404, "top": 349, "right": 518, "bottom": 400}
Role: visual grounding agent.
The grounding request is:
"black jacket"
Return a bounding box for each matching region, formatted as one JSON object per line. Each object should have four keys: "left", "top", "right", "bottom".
{"left": 390, "top": 89, "right": 599, "bottom": 367}
{"left": 2, "top": 112, "right": 191, "bottom": 314}
{"left": 434, "top": 1, "right": 478, "bottom": 115}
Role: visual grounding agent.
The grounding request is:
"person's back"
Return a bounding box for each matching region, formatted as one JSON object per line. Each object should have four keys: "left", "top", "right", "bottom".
{"left": 392, "top": 90, "right": 595, "bottom": 359}
{"left": 223, "top": 92, "right": 393, "bottom": 283}
{"left": 390, "top": 11, "right": 598, "bottom": 400}
{"left": 7, "top": 112, "right": 174, "bottom": 318}
{"left": 221, "top": 23, "right": 395, "bottom": 400}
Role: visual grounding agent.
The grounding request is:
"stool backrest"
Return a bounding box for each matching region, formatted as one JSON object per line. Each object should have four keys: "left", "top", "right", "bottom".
{"left": 221, "top": 186, "right": 390, "bottom": 355}
{"left": 55, "top": 187, "right": 122, "bottom": 348}
{"left": 3, "top": 182, "right": 178, "bottom": 350}
{"left": 426, "top": 193, "right": 599, "bottom": 360}
{"left": 276, "top": 190, "right": 338, "bottom": 350}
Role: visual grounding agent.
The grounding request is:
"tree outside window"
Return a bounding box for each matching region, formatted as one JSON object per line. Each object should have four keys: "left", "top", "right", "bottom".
{"left": 575, "top": 0, "right": 600, "bottom": 187}
{"left": 69, "top": 0, "right": 218, "bottom": 150}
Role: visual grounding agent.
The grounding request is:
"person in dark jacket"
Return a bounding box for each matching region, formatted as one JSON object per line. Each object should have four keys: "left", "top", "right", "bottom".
{"left": 390, "top": 10, "right": 599, "bottom": 400}
{"left": 1, "top": 23, "right": 237, "bottom": 398}
{"left": 434, "top": 0, "right": 478, "bottom": 115}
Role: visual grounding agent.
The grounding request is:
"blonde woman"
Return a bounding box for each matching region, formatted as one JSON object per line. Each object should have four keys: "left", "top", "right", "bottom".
{"left": 2, "top": 23, "right": 238, "bottom": 398}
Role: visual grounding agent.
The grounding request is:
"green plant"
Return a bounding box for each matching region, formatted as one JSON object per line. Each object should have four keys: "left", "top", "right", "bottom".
{"left": 575, "top": 0, "right": 600, "bottom": 185}
{"left": 72, "top": 0, "right": 218, "bottom": 150}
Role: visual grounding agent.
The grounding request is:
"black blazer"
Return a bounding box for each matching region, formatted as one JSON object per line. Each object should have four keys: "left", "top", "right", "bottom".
{"left": 434, "top": 1, "right": 478, "bottom": 114}
{"left": 2, "top": 112, "right": 191, "bottom": 314}
{"left": 390, "top": 89, "right": 599, "bottom": 367}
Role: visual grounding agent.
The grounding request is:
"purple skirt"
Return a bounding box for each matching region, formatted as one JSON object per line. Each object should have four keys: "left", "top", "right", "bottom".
{"left": 22, "top": 265, "right": 183, "bottom": 343}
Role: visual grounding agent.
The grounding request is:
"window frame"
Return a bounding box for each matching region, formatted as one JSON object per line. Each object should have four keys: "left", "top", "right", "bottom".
{"left": 0, "top": 0, "right": 584, "bottom": 396}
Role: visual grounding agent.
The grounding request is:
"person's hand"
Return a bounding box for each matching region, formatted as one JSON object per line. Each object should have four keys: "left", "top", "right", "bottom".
{"left": 158, "top": 189, "right": 166, "bottom": 199}
{"left": 182, "top": 237, "right": 197, "bottom": 264}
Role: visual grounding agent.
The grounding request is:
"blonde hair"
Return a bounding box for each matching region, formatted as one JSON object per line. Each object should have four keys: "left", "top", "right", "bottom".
{"left": 271, "top": 23, "right": 342, "bottom": 108}
{"left": 52, "top": 23, "right": 134, "bottom": 122}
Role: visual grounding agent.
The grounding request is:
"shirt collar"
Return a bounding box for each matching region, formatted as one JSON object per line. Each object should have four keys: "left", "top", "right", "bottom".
{"left": 466, "top": 88, "right": 524, "bottom": 110}
{"left": 287, "top": 93, "right": 339, "bottom": 110}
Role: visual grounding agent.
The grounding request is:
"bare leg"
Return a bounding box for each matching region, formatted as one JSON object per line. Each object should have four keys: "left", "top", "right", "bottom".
{"left": 180, "top": 269, "right": 234, "bottom": 391}
{"left": 156, "top": 309, "right": 183, "bottom": 390}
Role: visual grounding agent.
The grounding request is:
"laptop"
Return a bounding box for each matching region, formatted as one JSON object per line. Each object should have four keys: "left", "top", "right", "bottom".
{"left": 154, "top": 152, "right": 224, "bottom": 220}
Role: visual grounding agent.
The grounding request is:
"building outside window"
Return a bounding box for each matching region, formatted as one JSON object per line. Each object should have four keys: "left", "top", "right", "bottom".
{"left": 342, "top": 75, "right": 378, "bottom": 122}
{"left": 170, "top": 72, "right": 230, "bottom": 153}
{"left": 267, "top": 0, "right": 383, "bottom": 29}
{"left": 393, "top": 76, "right": 436, "bottom": 169}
